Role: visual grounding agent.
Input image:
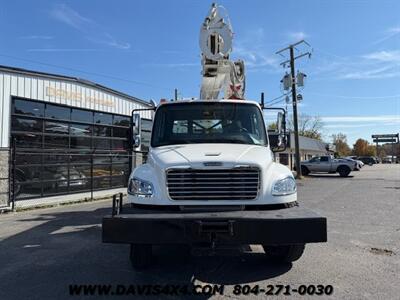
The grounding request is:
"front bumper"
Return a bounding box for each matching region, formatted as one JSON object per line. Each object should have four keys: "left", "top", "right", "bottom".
{"left": 102, "top": 205, "right": 327, "bottom": 245}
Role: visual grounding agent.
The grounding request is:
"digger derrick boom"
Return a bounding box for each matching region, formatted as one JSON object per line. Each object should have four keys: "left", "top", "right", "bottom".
{"left": 199, "top": 3, "right": 245, "bottom": 100}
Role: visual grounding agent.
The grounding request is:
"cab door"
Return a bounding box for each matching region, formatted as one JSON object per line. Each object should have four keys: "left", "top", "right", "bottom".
{"left": 319, "top": 156, "right": 332, "bottom": 172}
{"left": 307, "top": 156, "right": 321, "bottom": 172}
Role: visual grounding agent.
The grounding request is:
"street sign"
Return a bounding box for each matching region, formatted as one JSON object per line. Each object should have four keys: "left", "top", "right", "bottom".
{"left": 373, "top": 138, "right": 397, "bottom": 143}
{"left": 372, "top": 134, "right": 399, "bottom": 139}
{"left": 296, "top": 94, "right": 303, "bottom": 102}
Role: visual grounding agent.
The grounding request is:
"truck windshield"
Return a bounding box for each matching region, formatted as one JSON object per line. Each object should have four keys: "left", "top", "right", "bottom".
{"left": 151, "top": 102, "right": 268, "bottom": 147}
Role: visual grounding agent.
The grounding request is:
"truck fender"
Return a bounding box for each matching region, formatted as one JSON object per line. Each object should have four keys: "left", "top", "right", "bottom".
{"left": 130, "top": 164, "right": 161, "bottom": 198}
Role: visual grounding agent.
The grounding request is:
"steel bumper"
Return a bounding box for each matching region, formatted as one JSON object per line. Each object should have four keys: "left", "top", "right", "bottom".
{"left": 102, "top": 206, "right": 327, "bottom": 245}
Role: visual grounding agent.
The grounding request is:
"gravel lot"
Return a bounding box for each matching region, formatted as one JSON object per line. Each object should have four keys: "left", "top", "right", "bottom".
{"left": 0, "top": 164, "right": 399, "bottom": 299}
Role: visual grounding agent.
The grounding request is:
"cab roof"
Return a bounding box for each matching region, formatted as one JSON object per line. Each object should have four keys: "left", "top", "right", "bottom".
{"left": 158, "top": 99, "right": 261, "bottom": 108}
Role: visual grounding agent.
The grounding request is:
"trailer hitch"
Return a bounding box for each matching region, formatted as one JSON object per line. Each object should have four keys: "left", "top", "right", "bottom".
{"left": 196, "top": 220, "right": 235, "bottom": 236}
{"left": 195, "top": 220, "right": 235, "bottom": 250}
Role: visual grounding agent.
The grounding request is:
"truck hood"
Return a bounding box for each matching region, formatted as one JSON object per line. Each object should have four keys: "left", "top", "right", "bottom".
{"left": 149, "top": 143, "right": 273, "bottom": 169}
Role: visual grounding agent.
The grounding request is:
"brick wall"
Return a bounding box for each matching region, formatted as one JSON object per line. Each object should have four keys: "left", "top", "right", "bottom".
{"left": 0, "top": 149, "right": 9, "bottom": 206}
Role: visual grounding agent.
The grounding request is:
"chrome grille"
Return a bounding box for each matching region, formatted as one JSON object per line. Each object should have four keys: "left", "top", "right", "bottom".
{"left": 166, "top": 168, "right": 260, "bottom": 200}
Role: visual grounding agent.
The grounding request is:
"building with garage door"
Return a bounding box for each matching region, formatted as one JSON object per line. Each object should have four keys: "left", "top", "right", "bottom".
{"left": 0, "top": 65, "right": 152, "bottom": 209}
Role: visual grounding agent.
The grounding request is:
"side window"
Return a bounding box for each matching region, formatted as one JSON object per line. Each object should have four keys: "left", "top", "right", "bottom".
{"left": 310, "top": 157, "right": 320, "bottom": 163}
{"left": 13, "top": 99, "right": 44, "bottom": 117}
{"left": 94, "top": 112, "right": 112, "bottom": 125}
{"left": 141, "top": 119, "right": 153, "bottom": 151}
{"left": 71, "top": 109, "right": 93, "bottom": 123}
{"left": 252, "top": 113, "right": 261, "bottom": 136}
{"left": 320, "top": 156, "right": 329, "bottom": 162}
{"left": 46, "top": 104, "right": 70, "bottom": 120}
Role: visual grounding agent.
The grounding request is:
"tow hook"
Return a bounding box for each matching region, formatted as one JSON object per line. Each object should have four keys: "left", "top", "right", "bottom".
{"left": 197, "top": 220, "right": 235, "bottom": 237}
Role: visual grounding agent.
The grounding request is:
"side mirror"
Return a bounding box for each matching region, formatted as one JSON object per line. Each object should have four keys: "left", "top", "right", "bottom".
{"left": 132, "top": 113, "right": 141, "bottom": 149}
{"left": 265, "top": 109, "right": 287, "bottom": 152}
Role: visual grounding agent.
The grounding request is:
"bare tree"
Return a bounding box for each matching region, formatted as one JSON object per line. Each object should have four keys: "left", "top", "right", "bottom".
{"left": 288, "top": 113, "right": 324, "bottom": 140}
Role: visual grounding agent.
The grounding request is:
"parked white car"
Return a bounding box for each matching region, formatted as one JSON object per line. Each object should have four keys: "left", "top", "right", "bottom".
{"left": 344, "top": 157, "right": 364, "bottom": 170}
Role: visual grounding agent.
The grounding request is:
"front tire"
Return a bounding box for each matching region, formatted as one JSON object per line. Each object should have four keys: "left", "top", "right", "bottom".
{"left": 130, "top": 244, "right": 152, "bottom": 269}
{"left": 262, "top": 244, "right": 305, "bottom": 263}
{"left": 337, "top": 165, "right": 351, "bottom": 177}
{"left": 301, "top": 166, "right": 310, "bottom": 176}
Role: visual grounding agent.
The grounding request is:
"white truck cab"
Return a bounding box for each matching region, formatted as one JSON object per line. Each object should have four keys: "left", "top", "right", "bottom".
{"left": 128, "top": 100, "right": 296, "bottom": 207}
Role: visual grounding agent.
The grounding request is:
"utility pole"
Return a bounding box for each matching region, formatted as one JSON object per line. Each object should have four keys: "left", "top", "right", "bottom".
{"left": 290, "top": 46, "right": 302, "bottom": 179}
{"left": 174, "top": 88, "right": 178, "bottom": 101}
{"left": 276, "top": 40, "right": 312, "bottom": 179}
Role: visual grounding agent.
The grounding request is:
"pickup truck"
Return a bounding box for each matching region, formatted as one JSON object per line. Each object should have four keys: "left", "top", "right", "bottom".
{"left": 300, "top": 156, "right": 356, "bottom": 177}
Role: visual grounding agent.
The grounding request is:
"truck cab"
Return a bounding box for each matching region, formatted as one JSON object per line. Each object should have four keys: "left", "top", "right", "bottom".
{"left": 128, "top": 100, "right": 296, "bottom": 207}
{"left": 102, "top": 99, "right": 327, "bottom": 269}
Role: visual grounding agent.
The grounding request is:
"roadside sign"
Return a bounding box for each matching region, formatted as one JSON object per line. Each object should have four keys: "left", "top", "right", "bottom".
{"left": 373, "top": 138, "right": 397, "bottom": 143}
{"left": 372, "top": 134, "right": 399, "bottom": 139}
{"left": 372, "top": 133, "right": 399, "bottom": 144}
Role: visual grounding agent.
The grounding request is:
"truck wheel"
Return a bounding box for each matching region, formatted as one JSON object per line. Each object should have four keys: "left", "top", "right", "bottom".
{"left": 263, "top": 244, "right": 305, "bottom": 263}
{"left": 301, "top": 166, "right": 310, "bottom": 176}
{"left": 337, "top": 166, "right": 351, "bottom": 177}
{"left": 130, "top": 244, "right": 152, "bottom": 269}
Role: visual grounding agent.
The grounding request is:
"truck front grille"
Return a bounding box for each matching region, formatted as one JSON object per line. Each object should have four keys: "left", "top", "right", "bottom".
{"left": 166, "top": 168, "right": 260, "bottom": 200}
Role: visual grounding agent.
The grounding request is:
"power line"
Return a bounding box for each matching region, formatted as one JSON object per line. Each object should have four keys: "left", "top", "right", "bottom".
{"left": 267, "top": 97, "right": 287, "bottom": 107}
{"left": 0, "top": 53, "right": 172, "bottom": 91}
{"left": 308, "top": 92, "right": 400, "bottom": 100}
{"left": 265, "top": 93, "right": 289, "bottom": 106}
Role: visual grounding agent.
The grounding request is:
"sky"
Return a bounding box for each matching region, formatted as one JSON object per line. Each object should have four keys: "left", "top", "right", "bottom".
{"left": 0, "top": 0, "right": 399, "bottom": 145}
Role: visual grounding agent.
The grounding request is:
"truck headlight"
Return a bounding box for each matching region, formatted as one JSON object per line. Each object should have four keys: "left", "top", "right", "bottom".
{"left": 128, "top": 177, "right": 153, "bottom": 197}
{"left": 272, "top": 177, "right": 296, "bottom": 196}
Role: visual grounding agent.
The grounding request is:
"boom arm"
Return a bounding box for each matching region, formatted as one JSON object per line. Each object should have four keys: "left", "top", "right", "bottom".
{"left": 199, "top": 3, "right": 245, "bottom": 100}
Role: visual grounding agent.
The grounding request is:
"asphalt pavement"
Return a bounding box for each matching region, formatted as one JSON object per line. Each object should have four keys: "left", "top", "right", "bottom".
{"left": 0, "top": 164, "right": 399, "bottom": 299}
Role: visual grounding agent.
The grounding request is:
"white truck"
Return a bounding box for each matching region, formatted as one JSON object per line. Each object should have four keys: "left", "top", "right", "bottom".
{"left": 300, "top": 156, "right": 356, "bottom": 177}
{"left": 102, "top": 3, "right": 326, "bottom": 269}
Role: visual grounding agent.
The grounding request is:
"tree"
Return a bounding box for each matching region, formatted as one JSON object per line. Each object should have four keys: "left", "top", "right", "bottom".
{"left": 366, "top": 145, "right": 377, "bottom": 156}
{"left": 382, "top": 143, "right": 400, "bottom": 157}
{"left": 288, "top": 114, "right": 323, "bottom": 140}
{"left": 377, "top": 146, "right": 386, "bottom": 159}
{"left": 267, "top": 122, "right": 277, "bottom": 131}
{"left": 353, "top": 138, "right": 376, "bottom": 156}
{"left": 331, "top": 133, "right": 351, "bottom": 157}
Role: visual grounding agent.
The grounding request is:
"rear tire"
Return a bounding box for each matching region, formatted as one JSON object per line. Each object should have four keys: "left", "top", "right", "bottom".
{"left": 262, "top": 244, "right": 305, "bottom": 263}
{"left": 130, "top": 244, "right": 152, "bottom": 269}
{"left": 301, "top": 166, "right": 310, "bottom": 176}
{"left": 337, "top": 165, "right": 351, "bottom": 177}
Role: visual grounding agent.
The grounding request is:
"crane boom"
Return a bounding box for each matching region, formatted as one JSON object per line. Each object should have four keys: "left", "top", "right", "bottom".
{"left": 199, "top": 3, "right": 245, "bottom": 100}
